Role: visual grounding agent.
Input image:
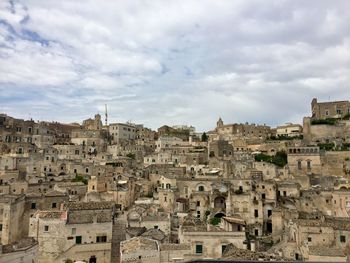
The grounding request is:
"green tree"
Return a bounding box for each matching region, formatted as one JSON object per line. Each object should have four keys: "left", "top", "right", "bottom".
{"left": 72, "top": 175, "right": 88, "bottom": 185}
{"left": 254, "top": 151, "right": 287, "bottom": 168}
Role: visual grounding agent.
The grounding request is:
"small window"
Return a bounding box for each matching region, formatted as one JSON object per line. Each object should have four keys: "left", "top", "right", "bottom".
{"left": 198, "top": 185, "right": 205, "bottom": 192}
{"left": 154, "top": 225, "right": 158, "bottom": 229}
{"left": 31, "top": 203, "right": 36, "bottom": 209}
{"left": 307, "top": 161, "right": 311, "bottom": 170}
{"left": 340, "top": 235, "right": 346, "bottom": 243}
{"left": 222, "top": 245, "right": 227, "bottom": 255}
{"left": 308, "top": 237, "right": 312, "bottom": 242}
{"left": 52, "top": 203, "right": 57, "bottom": 208}
{"left": 298, "top": 160, "right": 302, "bottom": 170}
{"left": 96, "top": 235, "right": 107, "bottom": 243}
{"left": 0, "top": 224, "right": 2, "bottom": 231}
{"left": 196, "top": 201, "right": 200, "bottom": 207}
{"left": 254, "top": 209, "right": 259, "bottom": 218}
{"left": 76, "top": 236, "right": 82, "bottom": 244}
{"left": 44, "top": 225, "right": 49, "bottom": 232}
{"left": 195, "top": 244, "right": 203, "bottom": 254}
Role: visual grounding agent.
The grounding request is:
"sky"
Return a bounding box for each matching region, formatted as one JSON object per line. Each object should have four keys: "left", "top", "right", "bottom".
{"left": 0, "top": 0, "right": 350, "bottom": 131}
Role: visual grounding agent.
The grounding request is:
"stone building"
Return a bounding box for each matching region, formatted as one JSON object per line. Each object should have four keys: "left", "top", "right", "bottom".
{"left": 0, "top": 237, "right": 38, "bottom": 263}
{"left": 287, "top": 146, "right": 322, "bottom": 176}
{"left": 29, "top": 201, "right": 120, "bottom": 263}
{"left": 312, "top": 98, "right": 350, "bottom": 120}
{"left": 276, "top": 123, "right": 303, "bottom": 137}
{"left": 0, "top": 195, "right": 26, "bottom": 245}
{"left": 178, "top": 216, "right": 246, "bottom": 259}
{"left": 212, "top": 118, "right": 271, "bottom": 141}
{"left": 109, "top": 122, "right": 137, "bottom": 142}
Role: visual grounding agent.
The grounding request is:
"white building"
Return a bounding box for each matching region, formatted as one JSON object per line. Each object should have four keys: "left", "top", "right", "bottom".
{"left": 276, "top": 123, "right": 303, "bottom": 137}
{"left": 109, "top": 123, "right": 137, "bottom": 141}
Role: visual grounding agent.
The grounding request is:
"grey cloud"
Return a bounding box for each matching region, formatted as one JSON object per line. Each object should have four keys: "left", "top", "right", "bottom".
{"left": 0, "top": 0, "right": 350, "bottom": 131}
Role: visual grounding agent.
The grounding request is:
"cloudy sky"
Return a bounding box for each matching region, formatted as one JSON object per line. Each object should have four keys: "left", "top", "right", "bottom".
{"left": 0, "top": 0, "right": 350, "bottom": 131}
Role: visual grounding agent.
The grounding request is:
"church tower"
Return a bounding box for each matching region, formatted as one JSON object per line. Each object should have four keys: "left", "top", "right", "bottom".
{"left": 217, "top": 117, "right": 224, "bottom": 128}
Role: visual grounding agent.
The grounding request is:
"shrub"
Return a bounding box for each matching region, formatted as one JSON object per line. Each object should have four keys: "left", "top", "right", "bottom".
{"left": 72, "top": 175, "right": 88, "bottom": 185}
{"left": 311, "top": 118, "right": 337, "bottom": 125}
{"left": 254, "top": 151, "right": 287, "bottom": 167}
{"left": 126, "top": 153, "right": 136, "bottom": 159}
{"left": 317, "top": 143, "right": 335, "bottom": 151}
{"left": 343, "top": 113, "right": 350, "bottom": 120}
{"left": 210, "top": 217, "right": 221, "bottom": 225}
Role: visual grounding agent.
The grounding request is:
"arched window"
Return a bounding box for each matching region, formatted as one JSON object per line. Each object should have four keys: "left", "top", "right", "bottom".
{"left": 166, "top": 183, "right": 171, "bottom": 189}
{"left": 198, "top": 185, "right": 205, "bottom": 192}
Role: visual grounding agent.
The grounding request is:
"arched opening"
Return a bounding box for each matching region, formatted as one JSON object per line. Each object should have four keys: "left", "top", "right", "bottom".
{"left": 198, "top": 185, "right": 205, "bottom": 192}
{"left": 89, "top": 256, "right": 97, "bottom": 263}
{"left": 214, "top": 196, "right": 226, "bottom": 209}
{"left": 214, "top": 212, "right": 225, "bottom": 218}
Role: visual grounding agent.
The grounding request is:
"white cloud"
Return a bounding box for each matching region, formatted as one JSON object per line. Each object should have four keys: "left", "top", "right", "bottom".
{"left": 0, "top": 0, "right": 350, "bottom": 131}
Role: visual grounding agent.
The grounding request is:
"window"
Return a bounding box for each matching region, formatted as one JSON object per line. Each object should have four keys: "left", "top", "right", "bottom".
{"left": 154, "top": 225, "right": 158, "bottom": 229}
{"left": 307, "top": 161, "right": 311, "bottom": 170}
{"left": 222, "top": 245, "right": 227, "bottom": 255}
{"left": 31, "top": 203, "right": 36, "bottom": 209}
{"left": 0, "top": 224, "right": 2, "bottom": 231}
{"left": 340, "top": 235, "right": 346, "bottom": 243}
{"left": 297, "top": 160, "right": 302, "bottom": 170}
{"left": 198, "top": 185, "right": 205, "bottom": 192}
{"left": 267, "top": 210, "right": 272, "bottom": 217}
{"left": 255, "top": 229, "right": 259, "bottom": 236}
{"left": 76, "top": 236, "right": 82, "bottom": 244}
{"left": 254, "top": 209, "right": 259, "bottom": 218}
{"left": 195, "top": 244, "right": 203, "bottom": 254}
{"left": 44, "top": 225, "right": 49, "bottom": 232}
{"left": 325, "top": 110, "right": 329, "bottom": 116}
{"left": 308, "top": 237, "right": 312, "bottom": 242}
{"left": 262, "top": 193, "right": 266, "bottom": 199}
{"left": 196, "top": 201, "right": 200, "bottom": 207}
{"left": 52, "top": 203, "right": 57, "bottom": 208}
{"left": 96, "top": 235, "right": 107, "bottom": 243}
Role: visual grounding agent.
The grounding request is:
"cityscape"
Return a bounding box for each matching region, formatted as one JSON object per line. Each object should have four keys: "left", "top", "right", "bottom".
{"left": 1, "top": 98, "right": 350, "bottom": 262}
{"left": 1, "top": 1, "right": 350, "bottom": 262}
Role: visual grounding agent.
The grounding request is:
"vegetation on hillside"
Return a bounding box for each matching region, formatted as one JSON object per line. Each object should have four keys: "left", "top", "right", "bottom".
{"left": 254, "top": 151, "right": 287, "bottom": 167}
{"left": 72, "top": 175, "right": 88, "bottom": 185}
{"left": 311, "top": 118, "right": 337, "bottom": 125}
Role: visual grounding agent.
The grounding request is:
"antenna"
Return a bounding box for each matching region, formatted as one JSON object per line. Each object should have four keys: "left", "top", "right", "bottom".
{"left": 104, "top": 104, "right": 107, "bottom": 125}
